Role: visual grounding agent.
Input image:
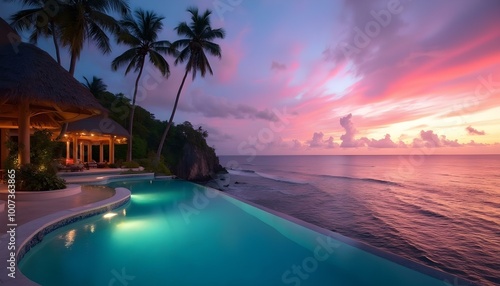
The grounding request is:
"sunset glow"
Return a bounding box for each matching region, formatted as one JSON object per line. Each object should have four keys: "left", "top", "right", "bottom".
{"left": 3, "top": 0, "right": 498, "bottom": 155}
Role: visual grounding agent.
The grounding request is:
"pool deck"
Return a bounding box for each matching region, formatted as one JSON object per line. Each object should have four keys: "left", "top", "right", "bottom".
{"left": 0, "top": 168, "right": 131, "bottom": 231}
{"left": 0, "top": 170, "right": 138, "bottom": 286}
{"left": 0, "top": 185, "right": 116, "bottom": 234}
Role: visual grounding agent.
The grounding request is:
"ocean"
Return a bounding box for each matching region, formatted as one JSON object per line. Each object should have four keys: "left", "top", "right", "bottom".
{"left": 218, "top": 155, "right": 500, "bottom": 286}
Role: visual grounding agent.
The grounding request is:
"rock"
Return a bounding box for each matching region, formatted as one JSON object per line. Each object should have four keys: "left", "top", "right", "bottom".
{"left": 174, "top": 143, "right": 224, "bottom": 181}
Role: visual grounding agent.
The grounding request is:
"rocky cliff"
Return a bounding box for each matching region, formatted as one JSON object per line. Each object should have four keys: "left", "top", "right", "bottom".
{"left": 162, "top": 122, "right": 224, "bottom": 181}
{"left": 174, "top": 142, "right": 223, "bottom": 181}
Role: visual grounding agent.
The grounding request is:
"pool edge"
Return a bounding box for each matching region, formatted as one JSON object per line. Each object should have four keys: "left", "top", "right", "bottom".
{"left": 217, "top": 188, "right": 478, "bottom": 286}
{"left": 0, "top": 187, "right": 131, "bottom": 286}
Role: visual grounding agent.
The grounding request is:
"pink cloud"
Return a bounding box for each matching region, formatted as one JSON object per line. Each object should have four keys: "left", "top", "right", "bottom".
{"left": 308, "top": 132, "right": 338, "bottom": 149}
{"left": 411, "top": 130, "right": 462, "bottom": 148}
{"left": 211, "top": 28, "right": 248, "bottom": 84}
{"left": 360, "top": 134, "right": 399, "bottom": 148}
{"left": 466, "top": 126, "right": 486, "bottom": 136}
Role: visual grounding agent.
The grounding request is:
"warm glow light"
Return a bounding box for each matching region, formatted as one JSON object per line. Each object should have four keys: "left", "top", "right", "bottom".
{"left": 96, "top": 176, "right": 104, "bottom": 179}
{"left": 84, "top": 224, "right": 96, "bottom": 233}
{"left": 103, "top": 213, "right": 117, "bottom": 219}
{"left": 91, "top": 133, "right": 94, "bottom": 136}
{"left": 64, "top": 229, "right": 76, "bottom": 248}
{"left": 115, "top": 220, "right": 148, "bottom": 230}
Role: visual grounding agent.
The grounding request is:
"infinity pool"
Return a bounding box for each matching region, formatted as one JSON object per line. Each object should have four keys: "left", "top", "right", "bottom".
{"left": 19, "top": 179, "right": 464, "bottom": 285}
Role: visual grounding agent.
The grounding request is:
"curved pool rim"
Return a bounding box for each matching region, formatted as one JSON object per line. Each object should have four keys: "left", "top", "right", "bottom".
{"left": 221, "top": 191, "right": 477, "bottom": 285}
{"left": 0, "top": 187, "right": 131, "bottom": 286}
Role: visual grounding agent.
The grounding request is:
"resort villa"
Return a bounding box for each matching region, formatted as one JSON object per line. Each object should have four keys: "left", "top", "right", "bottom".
{"left": 0, "top": 19, "right": 128, "bottom": 171}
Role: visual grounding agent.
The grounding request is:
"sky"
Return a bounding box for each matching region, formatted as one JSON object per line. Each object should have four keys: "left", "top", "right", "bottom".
{"left": 2, "top": 0, "right": 500, "bottom": 155}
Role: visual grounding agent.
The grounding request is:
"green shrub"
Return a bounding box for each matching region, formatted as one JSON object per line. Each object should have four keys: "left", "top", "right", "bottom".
{"left": 16, "top": 164, "right": 66, "bottom": 191}
{"left": 122, "top": 161, "right": 140, "bottom": 169}
{"left": 3, "top": 129, "right": 67, "bottom": 191}
{"left": 108, "top": 163, "right": 118, "bottom": 168}
{"left": 136, "top": 157, "right": 172, "bottom": 176}
{"left": 115, "top": 159, "right": 124, "bottom": 167}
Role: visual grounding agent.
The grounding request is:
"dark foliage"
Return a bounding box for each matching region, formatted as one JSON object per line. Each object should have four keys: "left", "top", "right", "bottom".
{"left": 3, "top": 130, "right": 66, "bottom": 191}
{"left": 92, "top": 88, "right": 217, "bottom": 176}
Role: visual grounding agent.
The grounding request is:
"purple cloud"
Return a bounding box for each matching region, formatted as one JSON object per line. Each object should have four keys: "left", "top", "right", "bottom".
{"left": 339, "top": 113, "right": 364, "bottom": 147}
{"left": 308, "top": 132, "right": 339, "bottom": 149}
{"left": 466, "top": 126, "right": 486, "bottom": 136}
{"left": 412, "top": 130, "right": 462, "bottom": 148}
{"left": 271, "top": 61, "right": 287, "bottom": 70}
{"left": 360, "top": 134, "right": 399, "bottom": 148}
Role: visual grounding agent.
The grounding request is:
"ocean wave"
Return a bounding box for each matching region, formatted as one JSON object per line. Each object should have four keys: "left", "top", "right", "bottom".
{"left": 228, "top": 168, "right": 308, "bottom": 185}
{"left": 414, "top": 207, "right": 450, "bottom": 220}
{"left": 227, "top": 169, "right": 258, "bottom": 177}
{"left": 316, "top": 174, "right": 402, "bottom": 186}
{"left": 255, "top": 172, "right": 309, "bottom": 185}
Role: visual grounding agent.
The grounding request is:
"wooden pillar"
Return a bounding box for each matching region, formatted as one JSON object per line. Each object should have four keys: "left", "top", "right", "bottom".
{"left": 72, "top": 136, "right": 77, "bottom": 163}
{"left": 18, "top": 101, "right": 30, "bottom": 165}
{"left": 88, "top": 143, "right": 92, "bottom": 162}
{"left": 79, "top": 142, "right": 83, "bottom": 163}
{"left": 109, "top": 137, "right": 115, "bottom": 164}
{"left": 0, "top": 129, "right": 9, "bottom": 169}
{"left": 66, "top": 141, "right": 70, "bottom": 161}
{"left": 99, "top": 142, "right": 104, "bottom": 163}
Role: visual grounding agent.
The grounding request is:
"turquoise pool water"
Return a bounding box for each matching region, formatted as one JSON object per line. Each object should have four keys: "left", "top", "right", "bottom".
{"left": 19, "top": 180, "right": 461, "bottom": 285}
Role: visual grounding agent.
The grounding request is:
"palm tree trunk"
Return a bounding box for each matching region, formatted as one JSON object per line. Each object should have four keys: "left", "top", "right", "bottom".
{"left": 50, "top": 21, "right": 61, "bottom": 65}
{"left": 69, "top": 51, "right": 77, "bottom": 76}
{"left": 156, "top": 69, "right": 189, "bottom": 162}
{"left": 127, "top": 61, "right": 145, "bottom": 161}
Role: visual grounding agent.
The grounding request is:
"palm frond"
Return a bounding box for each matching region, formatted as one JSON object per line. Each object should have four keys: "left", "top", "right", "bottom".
{"left": 9, "top": 8, "right": 40, "bottom": 31}
{"left": 116, "top": 30, "right": 141, "bottom": 46}
{"left": 202, "top": 41, "right": 222, "bottom": 58}
{"left": 148, "top": 50, "right": 170, "bottom": 77}
{"left": 89, "top": 10, "right": 121, "bottom": 34}
{"left": 111, "top": 48, "right": 139, "bottom": 72}
{"left": 152, "top": 40, "right": 176, "bottom": 56}
{"left": 104, "top": 0, "right": 130, "bottom": 15}
{"left": 28, "top": 28, "right": 40, "bottom": 44}
{"left": 175, "top": 22, "right": 195, "bottom": 38}
{"left": 87, "top": 20, "right": 112, "bottom": 54}
{"left": 82, "top": 76, "right": 91, "bottom": 88}
{"left": 171, "top": 38, "right": 191, "bottom": 50}
{"left": 172, "top": 7, "right": 226, "bottom": 78}
{"left": 202, "top": 27, "right": 225, "bottom": 41}
{"left": 120, "top": 12, "right": 142, "bottom": 37}
{"left": 174, "top": 46, "right": 191, "bottom": 65}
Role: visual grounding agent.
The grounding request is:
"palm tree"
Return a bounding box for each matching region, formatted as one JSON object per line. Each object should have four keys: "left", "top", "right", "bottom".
{"left": 9, "top": 0, "right": 63, "bottom": 64}
{"left": 156, "top": 7, "right": 225, "bottom": 162}
{"left": 111, "top": 9, "right": 172, "bottom": 162}
{"left": 82, "top": 76, "right": 107, "bottom": 98}
{"left": 58, "top": 0, "right": 130, "bottom": 75}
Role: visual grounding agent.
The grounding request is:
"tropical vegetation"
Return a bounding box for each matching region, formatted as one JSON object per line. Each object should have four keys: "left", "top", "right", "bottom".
{"left": 5, "top": 3, "right": 226, "bottom": 185}
{"left": 156, "top": 7, "right": 225, "bottom": 162}
{"left": 4, "top": 130, "right": 66, "bottom": 191}
{"left": 9, "top": 0, "right": 130, "bottom": 75}
{"left": 111, "top": 8, "right": 173, "bottom": 161}
{"left": 9, "top": 0, "right": 63, "bottom": 64}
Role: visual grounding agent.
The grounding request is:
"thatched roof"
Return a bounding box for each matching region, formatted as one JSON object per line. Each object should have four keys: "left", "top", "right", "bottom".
{"left": 67, "top": 115, "right": 129, "bottom": 138}
{"left": 0, "top": 17, "right": 18, "bottom": 46}
{"left": 0, "top": 17, "right": 106, "bottom": 118}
